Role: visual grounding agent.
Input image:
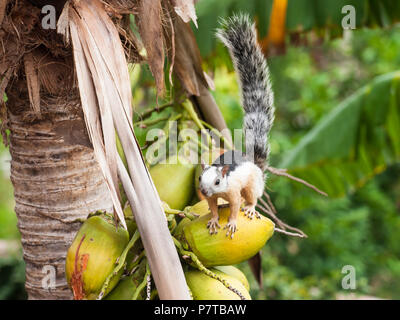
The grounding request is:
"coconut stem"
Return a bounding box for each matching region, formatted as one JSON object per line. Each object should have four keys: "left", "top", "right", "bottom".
{"left": 164, "top": 208, "right": 197, "bottom": 221}
{"left": 97, "top": 230, "right": 141, "bottom": 300}
{"left": 172, "top": 237, "right": 247, "bottom": 300}
{"left": 132, "top": 262, "right": 151, "bottom": 300}
{"left": 137, "top": 100, "right": 184, "bottom": 120}
{"left": 186, "top": 136, "right": 210, "bottom": 153}
{"left": 182, "top": 101, "right": 213, "bottom": 151}
{"left": 134, "top": 115, "right": 170, "bottom": 128}
{"left": 200, "top": 120, "right": 234, "bottom": 150}
{"left": 146, "top": 272, "right": 152, "bottom": 300}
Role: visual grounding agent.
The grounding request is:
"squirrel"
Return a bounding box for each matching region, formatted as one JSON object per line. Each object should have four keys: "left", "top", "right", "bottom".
{"left": 198, "top": 14, "right": 275, "bottom": 238}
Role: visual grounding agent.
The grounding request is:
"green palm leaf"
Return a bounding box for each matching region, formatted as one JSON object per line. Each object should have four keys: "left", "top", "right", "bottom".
{"left": 281, "top": 71, "right": 400, "bottom": 197}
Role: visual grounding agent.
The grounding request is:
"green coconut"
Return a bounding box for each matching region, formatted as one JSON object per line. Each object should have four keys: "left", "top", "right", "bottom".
{"left": 185, "top": 268, "right": 251, "bottom": 300}
{"left": 174, "top": 199, "right": 227, "bottom": 237}
{"left": 65, "top": 215, "right": 129, "bottom": 300}
{"left": 182, "top": 206, "right": 274, "bottom": 266}
{"left": 213, "top": 265, "right": 250, "bottom": 291}
{"left": 150, "top": 156, "right": 196, "bottom": 210}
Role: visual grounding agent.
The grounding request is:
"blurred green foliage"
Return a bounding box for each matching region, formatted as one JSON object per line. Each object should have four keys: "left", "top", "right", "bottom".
{"left": 0, "top": 255, "right": 26, "bottom": 300}
{"left": 282, "top": 71, "right": 400, "bottom": 197}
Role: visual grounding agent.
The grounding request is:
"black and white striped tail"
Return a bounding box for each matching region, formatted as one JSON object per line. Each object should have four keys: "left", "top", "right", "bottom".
{"left": 216, "top": 14, "right": 275, "bottom": 170}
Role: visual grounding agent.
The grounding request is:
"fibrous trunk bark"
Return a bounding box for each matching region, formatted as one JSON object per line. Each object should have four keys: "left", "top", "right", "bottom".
{"left": 6, "top": 63, "right": 113, "bottom": 300}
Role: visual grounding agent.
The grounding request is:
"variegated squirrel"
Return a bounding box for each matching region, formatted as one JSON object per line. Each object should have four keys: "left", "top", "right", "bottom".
{"left": 199, "top": 14, "right": 275, "bottom": 238}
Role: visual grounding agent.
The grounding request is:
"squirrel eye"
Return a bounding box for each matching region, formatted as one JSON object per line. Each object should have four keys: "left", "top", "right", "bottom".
{"left": 198, "top": 176, "right": 202, "bottom": 181}
{"left": 215, "top": 179, "right": 220, "bottom": 185}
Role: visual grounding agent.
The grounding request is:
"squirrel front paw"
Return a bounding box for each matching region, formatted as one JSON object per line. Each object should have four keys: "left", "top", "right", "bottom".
{"left": 207, "top": 217, "right": 221, "bottom": 234}
{"left": 243, "top": 205, "right": 261, "bottom": 220}
{"left": 224, "top": 220, "right": 237, "bottom": 239}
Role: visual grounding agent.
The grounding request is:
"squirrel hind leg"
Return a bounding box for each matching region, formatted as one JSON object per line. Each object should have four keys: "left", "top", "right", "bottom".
{"left": 206, "top": 197, "right": 220, "bottom": 234}
{"left": 241, "top": 182, "right": 262, "bottom": 220}
{"left": 224, "top": 192, "right": 241, "bottom": 239}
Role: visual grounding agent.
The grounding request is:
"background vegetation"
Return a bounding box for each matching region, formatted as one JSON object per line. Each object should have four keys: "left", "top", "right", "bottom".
{"left": 1, "top": 1, "right": 400, "bottom": 299}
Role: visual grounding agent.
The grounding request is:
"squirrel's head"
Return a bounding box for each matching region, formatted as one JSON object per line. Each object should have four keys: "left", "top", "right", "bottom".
{"left": 199, "top": 164, "right": 229, "bottom": 197}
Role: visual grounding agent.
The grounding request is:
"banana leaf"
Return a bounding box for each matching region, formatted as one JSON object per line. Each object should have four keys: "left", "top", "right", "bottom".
{"left": 281, "top": 71, "right": 400, "bottom": 197}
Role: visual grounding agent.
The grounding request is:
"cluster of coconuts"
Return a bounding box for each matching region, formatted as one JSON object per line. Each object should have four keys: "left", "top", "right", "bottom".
{"left": 65, "top": 149, "right": 275, "bottom": 300}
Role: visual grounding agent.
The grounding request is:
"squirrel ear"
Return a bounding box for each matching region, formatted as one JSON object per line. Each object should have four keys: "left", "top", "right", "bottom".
{"left": 221, "top": 165, "right": 229, "bottom": 177}
{"left": 201, "top": 160, "right": 210, "bottom": 170}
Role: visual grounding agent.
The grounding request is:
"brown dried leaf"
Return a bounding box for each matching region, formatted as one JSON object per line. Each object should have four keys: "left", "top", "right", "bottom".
{"left": 203, "top": 71, "right": 215, "bottom": 91}
{"left": 116, "top": 14, "right": 144, "bottom": 64}
{"left": 162, "top": 1, "right": 231, "bottom": 144}
{"left": 72, "top": 0, "right": 133, "bottom": 121}
{"left": 248, "top": 252, "right": 263, "bottom": 288}
{"left": 171, "top": 0, "right": 198, "bottom": 28}
{"left": 57, "top": 0, "right": 70, "bottom": 44}
{"left": 136, "top": 0, "right": 165, "bottom": 97}
{"left": 0, "top": 0, "right": 7, "bottom": 27}
{"left": 23, "top": 52, "right": 41, "bottom": 114}
{"left": 163, "top": 3, "right": 207, "bottom": 96}
{"left": 71, "top": 2, "right": 124, "bottom": 197}
{"left": 164, "top": 8, "right": 175, "bottom": 86}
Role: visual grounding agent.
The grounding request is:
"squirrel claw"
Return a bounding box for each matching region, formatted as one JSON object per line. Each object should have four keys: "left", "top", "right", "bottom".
{"left": 224, "top": 220, "right": 237, "bottom": 239}
{"left": 244, "top": 206, "right": 260, "bottom": 220}
{"left": 207, "top": 218, "right": 220, "bottom": 235}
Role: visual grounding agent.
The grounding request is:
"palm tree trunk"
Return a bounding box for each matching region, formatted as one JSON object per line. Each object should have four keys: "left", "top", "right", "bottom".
{"left": 6, "top": 73, "right": 113, "bottom": 300}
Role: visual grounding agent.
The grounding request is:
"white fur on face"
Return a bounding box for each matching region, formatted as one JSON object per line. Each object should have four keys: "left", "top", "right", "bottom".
{"left": 199, "top": 166, "right": 228, "bottom": 197}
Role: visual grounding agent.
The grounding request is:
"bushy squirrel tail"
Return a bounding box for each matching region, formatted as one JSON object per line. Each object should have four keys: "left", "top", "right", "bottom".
{"left": 216, "top": 14, "right": 275, "bottom": 170}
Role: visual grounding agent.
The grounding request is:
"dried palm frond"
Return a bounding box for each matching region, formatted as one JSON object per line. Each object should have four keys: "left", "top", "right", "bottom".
{"left": 162, "top": 1, "right": 207, "bottom": 97}
{"left": 171, "top": 0, "right": 198, "bottom": 28}
{"left": 23, "top": 52, "right": 41, "bottom": 115}
{"left": 161, "top": 1, "right": 232, "bottom": 144}
{"left": 58, "top": 0, "right": 190, "bottom": 300}
{"left": 65, "top": 13, "right": 123, "bottom": 230}
{"left": 136, "top": 0, "right": 165, "bottom": 97}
